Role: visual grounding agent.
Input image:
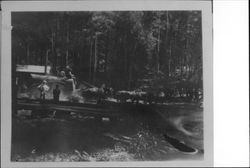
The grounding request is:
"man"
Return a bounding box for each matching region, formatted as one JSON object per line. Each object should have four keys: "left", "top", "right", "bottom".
{"left": 97, "top": 84, "right": 106, "bottom": 104}
{"left": 65, "top": 65, "right": 73, "bottom": 79}
{"left": 53, "top": 84, "right": 61, "bottom": 102}
{"left": 158, "top": 90, "right": 165, "bottom": 104}
{"left": 37, "top": 80, "right": 49, "bottom": 100}
{"left": 65, "top": 65, "right": 77, "bottom": 86}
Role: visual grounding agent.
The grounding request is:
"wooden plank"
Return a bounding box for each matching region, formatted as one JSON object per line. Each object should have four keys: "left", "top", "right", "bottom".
{"left": 17, "top": 101, "right": 123, "bottom": 117}
{"left": 16, "top": 98, "right": 157, "bottom": 118}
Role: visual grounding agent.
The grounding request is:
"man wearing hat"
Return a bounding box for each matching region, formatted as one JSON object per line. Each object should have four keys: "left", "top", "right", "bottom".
{"left": 37, "top": 80, "right": 50, "bottom": 100}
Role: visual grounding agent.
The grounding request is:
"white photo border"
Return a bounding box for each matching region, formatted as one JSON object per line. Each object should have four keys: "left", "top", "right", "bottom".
{"left": 1, "top": 0, "right": 213, "bottom": 167}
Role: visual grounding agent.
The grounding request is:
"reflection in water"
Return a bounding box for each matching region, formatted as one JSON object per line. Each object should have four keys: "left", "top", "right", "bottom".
{"left": 12, "top": 105, "right": 203, "bottom": 161}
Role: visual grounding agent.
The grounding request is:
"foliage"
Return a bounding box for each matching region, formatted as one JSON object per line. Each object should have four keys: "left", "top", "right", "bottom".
{"left": 12, "top": 11, "right": 202, "bottom": 91}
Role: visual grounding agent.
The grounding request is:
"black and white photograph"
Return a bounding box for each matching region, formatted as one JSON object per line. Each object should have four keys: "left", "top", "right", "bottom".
{"left": 1, "top": 0, "right": 214, "bottom": 167}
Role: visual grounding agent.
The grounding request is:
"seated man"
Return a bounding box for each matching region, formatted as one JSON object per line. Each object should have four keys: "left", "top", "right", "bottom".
{"left": 59, "top": 70, "right": 66, "bottom": 79}
{"left": 65, "top": 66, "right": 73, "bottom": 79}
{"left": 64, "top": 66, "right": 77, "bottom": 90}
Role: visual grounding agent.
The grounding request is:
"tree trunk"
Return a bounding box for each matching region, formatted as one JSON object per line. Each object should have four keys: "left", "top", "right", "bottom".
{"left": 166, "top": 11, "right": 170, "bottom": 77}
{"left": 128, "top": 42, "right": 137, "bottom": 89}
{"left": 66, "top": 22, "right": 69, "bottom": 66}
{"left": 93, "top": 35, "right": 98, "bottom": 84}
{"left": 157, "top": 25, "right": 161, "bottom": 73}
{"left": 128, "top": 64, "right": 133, "bottom": 90}
{"left": 105, "top": 32, "right": 109, "bottom": 79}
{"left": 45, "top": 49, "right": 49, "bottom": 74}
{"left": 51, "top": 30, "right": 57, "bottom": 74}
{"left": 89, "top": 40, "right": 93, "bottom": 82}
{"left": 26, "top": 44, "right": 30, "bottom": 64}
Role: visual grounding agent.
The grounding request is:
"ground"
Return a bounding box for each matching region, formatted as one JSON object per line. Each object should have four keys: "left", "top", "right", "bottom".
{"left": 12, "top": 103, "right": 203, "bottom": 161}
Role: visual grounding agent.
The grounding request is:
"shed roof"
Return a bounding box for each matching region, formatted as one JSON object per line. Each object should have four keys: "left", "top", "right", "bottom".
{"left": 16, "top": 65, "right": 51, "bottom": 74}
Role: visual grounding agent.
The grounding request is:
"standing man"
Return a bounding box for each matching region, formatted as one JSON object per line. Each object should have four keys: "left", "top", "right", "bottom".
{"left": 158, "top": 90, "right": 165, "bottom": 104}
{"left": 53, "top": 84, "right": 61, "bottom": 102}
{"left": 97, "top": 83, "right": 106, "bottom": 103}
{"left": 37, "top": 80, "right": 50, "bottom": 100}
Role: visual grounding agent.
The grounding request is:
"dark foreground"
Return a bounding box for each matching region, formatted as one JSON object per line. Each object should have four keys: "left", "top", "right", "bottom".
{"left": 11, "top": 103, "right": 203, "bottom": 161}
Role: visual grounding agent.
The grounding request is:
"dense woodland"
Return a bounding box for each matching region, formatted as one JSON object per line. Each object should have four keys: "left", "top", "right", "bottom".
{"left": 12, "top": 11, "right": 203, "bottom": 92}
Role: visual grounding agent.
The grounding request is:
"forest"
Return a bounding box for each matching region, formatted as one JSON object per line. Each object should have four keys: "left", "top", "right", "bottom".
{"left": 12, "top": 11, "right": 203, "bottom": 92}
